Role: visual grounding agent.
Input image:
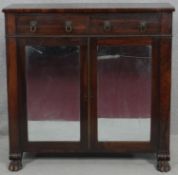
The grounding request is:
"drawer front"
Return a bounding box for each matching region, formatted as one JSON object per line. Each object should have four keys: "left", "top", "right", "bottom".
{"left": 90, "top": 14, "right": 161, "bottom": 35}
{"left": 16, "top": 13, "right": 161, "bottom": 35}
{"left": 16, "top": 14, "right": 89, "bottom": 35}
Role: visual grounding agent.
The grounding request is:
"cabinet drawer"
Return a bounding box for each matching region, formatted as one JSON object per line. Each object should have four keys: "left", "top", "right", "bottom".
{"left": 16, "top": 15, "right": 89, "bottom": 35}
{"left": 90, "top": 14, "right": 161, "bottom": 35}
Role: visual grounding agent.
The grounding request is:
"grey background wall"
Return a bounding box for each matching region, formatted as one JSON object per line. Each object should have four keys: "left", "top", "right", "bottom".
{"left": 0, "top": 0, "right": 177, "bottom": 135}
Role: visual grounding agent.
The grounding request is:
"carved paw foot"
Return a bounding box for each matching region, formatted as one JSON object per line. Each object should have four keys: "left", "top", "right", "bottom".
{"left": 8, "top": 160, "right": 22, "bottom": 171}
{"left": 157, "top": 160, "right": 170, "bottom": 172}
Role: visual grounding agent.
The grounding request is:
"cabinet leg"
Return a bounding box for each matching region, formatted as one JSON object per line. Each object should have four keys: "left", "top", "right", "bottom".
{"left": 157, "top": 153, "right": 170, "bottom": 172}
{"left": 9, "top": 153, "right": 23, "bottom": 171}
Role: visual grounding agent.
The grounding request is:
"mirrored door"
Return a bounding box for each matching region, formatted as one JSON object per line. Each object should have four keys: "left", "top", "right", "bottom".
{"left": 18, "top": 38, "right": 88, "bottom": 150}
{"left": 90, "top": 38, "right": 159, "bottom": 151}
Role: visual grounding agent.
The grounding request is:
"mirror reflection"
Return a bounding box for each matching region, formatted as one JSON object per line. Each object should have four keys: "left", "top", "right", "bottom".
{"left": 25, "top": 45, "right": 80, "bottom": 141}
{"left": 97, "top": 45, "right": 152, "bottom": 141}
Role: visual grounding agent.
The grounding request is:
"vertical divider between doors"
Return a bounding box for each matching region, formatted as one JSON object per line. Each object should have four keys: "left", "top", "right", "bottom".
{"left": 87, "top": 37, "right": 91, "bottom": 150}
{"left": 89, "top": 38, "right": 98, "bottom": 150}
{"left": 79, "top": 38, "right": 88, "bottom": 150}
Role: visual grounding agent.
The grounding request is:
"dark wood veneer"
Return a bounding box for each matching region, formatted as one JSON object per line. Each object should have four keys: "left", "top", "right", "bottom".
{"left": 16, "top": 14, "right": 90, "bottom": 35}
{"left": 3, "top": 3, "right": 174, "bottom": 172}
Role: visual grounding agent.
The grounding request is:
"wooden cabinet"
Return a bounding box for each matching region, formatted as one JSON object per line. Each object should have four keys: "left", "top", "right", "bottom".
{"left": 3, "top": 3, "right": 175, "bottom": 172}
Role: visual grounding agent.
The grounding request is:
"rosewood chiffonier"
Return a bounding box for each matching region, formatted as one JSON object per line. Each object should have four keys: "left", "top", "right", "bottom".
{"left": 2, "top": 3, "right": 175, "bottom": 172}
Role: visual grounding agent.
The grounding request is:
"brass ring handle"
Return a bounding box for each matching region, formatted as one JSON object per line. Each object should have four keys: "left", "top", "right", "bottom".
{"left": 104, "top": 21, "right": 112, "bottom": 32}
{"left": 139, "top": 21, "right": 147, "bottom": 33}
{"left": 65, "top": 21, "right": 73, "bottom": 33}
{"left": 30, "top": 21, "right": 37, "bottom": 33}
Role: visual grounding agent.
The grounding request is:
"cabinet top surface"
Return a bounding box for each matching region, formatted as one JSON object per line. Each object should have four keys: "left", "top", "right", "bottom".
{"left": 2, "top": 3, "right": 175, "bottom": 13}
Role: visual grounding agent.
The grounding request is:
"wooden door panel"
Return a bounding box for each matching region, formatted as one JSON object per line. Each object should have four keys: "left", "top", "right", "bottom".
{"left": 17, "top": 37, "right": 88, "bottom": 152}
{"left": 90, "top": 37, "right": 159, "bottom": 152}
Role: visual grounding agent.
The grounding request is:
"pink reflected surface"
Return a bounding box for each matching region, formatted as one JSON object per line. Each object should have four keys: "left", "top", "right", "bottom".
{"left": 26, "top": 45, "right": 151, "bottom": 121}
{"left": 97, "top": 58, "right": 151, "bottom": 118}
{"left": 97, "top": 45, "right": 152, "bottom": 118}
{"left": 26, "top": 46, "right": 80, "bottom": 121}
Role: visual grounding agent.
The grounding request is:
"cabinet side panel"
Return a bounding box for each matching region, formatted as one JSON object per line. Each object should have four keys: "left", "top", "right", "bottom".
{"left": 158, "top": 37, "right": 172, "bottom": 158}
{"left": 6, "top": 37, "right": 22, "bottom": 158}
{"left": 5, "top": 12, "right": 22, "bottom": 158}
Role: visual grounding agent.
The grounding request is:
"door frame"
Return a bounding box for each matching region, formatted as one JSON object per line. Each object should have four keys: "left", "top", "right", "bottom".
{"left": 17, "top": 37, "right": 88, "bottom": 153}
{"left": 90, "top": 37, "right": 160, "bottom": 153}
